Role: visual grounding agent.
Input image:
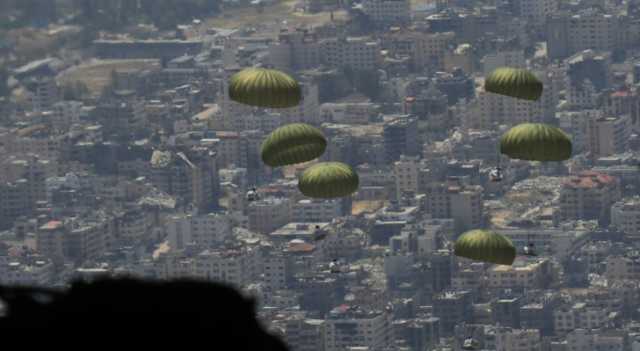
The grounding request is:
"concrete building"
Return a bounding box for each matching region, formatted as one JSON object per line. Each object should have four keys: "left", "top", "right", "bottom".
{"left": 383, "top": 115, "right": 419, "bottom": 163}
{"left": 192, "top": 247, "right": 261, "bottom": 288}
{"left": 166, "top": 213, "right": 232, "bottom": 250}
{"left": 605, "top": 253, "right": 640, "bottom": 281}
{"left": 320, "top": 102, "right": 379, "bottom": 125}
{"left": 0, "top": 258, "right": 55, "bottom": 287}
{"left": 554, "top": 304, "right": 609, "bottom": 333}
{"left": 487, "top": 259, "right": 552, "bottom": 290}
{"left": 432, "top": 290, "right": 473, "bottom": 335}
{"left": 382, "top": 29, "right": 454, "bottom": 71}
{"left": 394, "top": 156, "right": 420, "bottom": 200}
{"left": 65, "top": 219, "right": 112, "bottom": 263}
{"left": 35, "top": 220, "right": 66, "bottom": 265}
{"left": 424, "top": 181, "right": 484, "bottom": 233}
{"left": 494, "top": 328, "right": 542, "bottom": 351}
{"left": 24, "top": 76, "right": 58, "bottom": 112}
{"left": 324, "top": 305, "right": 394, "bottom": 351}
{"left": 558, "top": 109, "right": 603, "bottom": 155}
{"left": 51, "top": 101, "right": 85, "bottom": 131}
{"left": 248, "top": 197, "right": 291, "bottom": 234}
{"left": 292, "top": 199, "right": 342, "bottom": 223}
{"left": 586, "top": 116, "right": 632, "bottom": 159}
{"left": 547, "top": 10, "right": 620, "bottom": 59}
{"left": 148, "top": 149, "right": 219, "bottom": 212}
{"left": 321, "top": 37, "right": 381, "bottom": 70}
{"left": 281, "top": 315, "right": 326, "bottom": 351}
{"left": 612, "top": 197, "right": 640, "bottom": 238}
{"left": 0, "top": 180, "right": 34, "bottom": 230}
{"left": 492, "top": 298, "right": 521, "bottom": 328}
{"left": 261, "top": 251, "right": 294, "bottom": 291}
{"left": 271, "top": 222, "right": 331, "bottom": 243}
{"left": 566, "top": 329, "right": 626, "bottom": 351}
{"left": 602, "top": 88, "right": 640, "bottom": 132}
{"left": 559, "top": 171, "right": 621, "bottom": 224}
{"left": 269, "top": 28, "right": 323, "bottom": 71}
{"left": 509, "top": 0, "right": 558, "bottom": 25}
{"left": 4, "top": 124, "right": 70, "bottom": 161}
{"left": 362, "top": 0, "right": 411, "bottom": 27}
{"left": 93, "top": 39, "right": 203, "bottom": 60}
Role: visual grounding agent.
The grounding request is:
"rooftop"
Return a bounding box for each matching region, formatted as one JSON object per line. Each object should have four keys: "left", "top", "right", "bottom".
{"left": 563, "top": 171, "right": 616, "bottom": 189}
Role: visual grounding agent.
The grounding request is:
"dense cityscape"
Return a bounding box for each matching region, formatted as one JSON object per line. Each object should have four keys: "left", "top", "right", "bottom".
{"left": 3, "top": 0, "right": 640, "bottom": 347}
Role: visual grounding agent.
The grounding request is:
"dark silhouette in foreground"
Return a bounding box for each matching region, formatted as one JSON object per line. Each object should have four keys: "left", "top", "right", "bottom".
{"left": 0, "top": 278, "right": 288, "bottom": 347}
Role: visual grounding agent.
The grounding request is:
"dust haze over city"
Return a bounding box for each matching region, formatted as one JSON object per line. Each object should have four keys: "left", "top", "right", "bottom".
{"left": 2, "top": 0, "right": 640, "bottom": 346}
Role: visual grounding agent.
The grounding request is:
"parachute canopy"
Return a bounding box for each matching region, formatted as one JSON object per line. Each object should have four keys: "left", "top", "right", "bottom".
{"left": 228, "top": 68, "right": 302, "bottom": 108}
{"left": 454, "top": 229, "right": 516, "bottom": 266}
{"left": 485, "top": 67, "right": 543, "bottom": 101}
{"left": 500, "top": 123, "right": 572, "bottom": 162}
{"left": 261, "top": 123, "right": 327, "bottom": 167}
{"left": 298, "top": 162, "right": 359, "bottom": 199}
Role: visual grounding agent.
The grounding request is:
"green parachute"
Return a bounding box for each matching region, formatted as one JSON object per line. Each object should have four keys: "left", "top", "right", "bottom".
{"left": 261, "top": 123, "right": 327, "bottom": 167}
{"left": 500, "top": 123, "right": 572, "bottom": 162}
{"left": 485, "top": 67, "right": 543, "bottom": 101}
{"left": 298, "top": 162, "right": 359, "bottom": 199}
{"left": 454, "top": 229, "right": 516, "bottom": 266}
{"left": 228, "top": 68, "right": 302, "bottom": 108}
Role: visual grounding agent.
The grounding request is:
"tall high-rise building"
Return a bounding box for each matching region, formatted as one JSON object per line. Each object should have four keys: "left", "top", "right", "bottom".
{"left": 383, "top": 115, "right": 419, "bottom": 163}
{"left": 148, "top": 148, "right": 219, "bottom": 212}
